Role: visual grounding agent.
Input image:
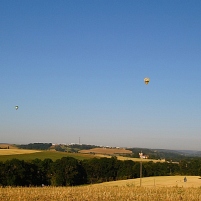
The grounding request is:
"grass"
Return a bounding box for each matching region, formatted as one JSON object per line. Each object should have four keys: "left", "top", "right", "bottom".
{"left": 1, "top": 177, "right": 201, "bottom": 201}
{"left": 0, "top": 150, "right": 96, "bottom": 162}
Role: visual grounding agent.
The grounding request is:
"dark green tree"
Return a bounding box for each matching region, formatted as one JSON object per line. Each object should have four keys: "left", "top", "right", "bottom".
{"left": 82, "top": 158, "right": 102, "bottom": 183}
{"left": 0, "top": 162, "right": 6, "bottom": 186}
{"left": 31, "top": 158, "right": 53, "bottom": 186}
{"left": 4, "top": 159, "right": 28, "bottom": 186}
{"left": 51, "top": 157, "right": 87, "bottom": 186}
{"left": 116, "top": 160, "right": 135, "bottom": 180}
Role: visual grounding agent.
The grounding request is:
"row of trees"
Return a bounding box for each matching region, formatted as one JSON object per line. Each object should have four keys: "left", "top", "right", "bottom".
{"left": 17, "top": 143, "right": 100, "bottom": 153}
{"left": 17, "top": 143, "right": 52, "bottom": 150}
{"left": 0, "top": 157, "right": 201, "bottom": 187}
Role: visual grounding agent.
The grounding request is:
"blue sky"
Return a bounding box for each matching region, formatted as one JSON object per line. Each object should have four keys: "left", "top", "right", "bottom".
{"left": 1, "top": 0, "right": 201, "bottom": 150}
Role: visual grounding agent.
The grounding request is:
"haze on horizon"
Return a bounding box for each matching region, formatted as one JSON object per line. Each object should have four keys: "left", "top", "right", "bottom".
{"left": 1, "top": 1, "right": 201, "bottom": 151}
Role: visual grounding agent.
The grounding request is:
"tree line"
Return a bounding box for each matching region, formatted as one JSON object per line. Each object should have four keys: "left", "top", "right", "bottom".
{"left": 0, "top": 157, "right": 201, "bottom": 187}
{"left": 17, "top": 143, "right": 52, "bottom": 150}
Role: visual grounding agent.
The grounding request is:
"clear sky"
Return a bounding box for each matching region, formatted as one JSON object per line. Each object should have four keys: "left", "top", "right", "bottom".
{"left": 1, "top": 0, "right": 201, "bottom": 150}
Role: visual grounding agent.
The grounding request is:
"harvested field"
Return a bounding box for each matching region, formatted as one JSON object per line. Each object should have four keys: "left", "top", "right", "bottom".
{"left": 0, "top": 149, "right": 41, "bottom": 156}
{"left": 95, "top": 176, "right": 201, "bottom": 188}
{"left": 1, "top": 177, "right": 201, "bottom": 201}
{"left": 79, "top": 147, "right": 132, "bottom": 155}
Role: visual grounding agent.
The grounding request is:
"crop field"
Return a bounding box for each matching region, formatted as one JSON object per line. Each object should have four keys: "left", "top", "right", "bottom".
{"left": 0, "top": 149, "right": 41, "bottom": 156}
{"left": 0, "top": 151, "right": 161, "bottom": 163}
{"left": 0, "top": 150, "right": 95, "bottom": 162}
{"left": 0, "top": 144, "right": 164, "bottom": 163}
{"left": 0, "top": 147, "right": 161, "bottom": 162}
{"left": 95, "top": 176, "right": 201, "bottom": 188}
{"left": 1, "top": 176, "right": 201, "bottom": 201}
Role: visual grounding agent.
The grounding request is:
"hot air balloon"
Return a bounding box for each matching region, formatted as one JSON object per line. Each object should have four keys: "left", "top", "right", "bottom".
{"left": 15, "top": 106, "right": 19, "bottom": 110}
{"left": 144, "top": 77, "right": 150, "bottom": 85}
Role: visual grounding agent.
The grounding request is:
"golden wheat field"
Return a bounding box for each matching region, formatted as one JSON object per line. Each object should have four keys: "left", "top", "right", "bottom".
{"left": 95, "top": 176, "right": 201, "bottom": 188}
{"left": 0, "top": 149, "right": 41, "bottom": 156}
{"left": 1, "top": 176, "right": 201, "bottom": 201}
{"left": 1, "top": 185, "right": 201, "bottom": 201}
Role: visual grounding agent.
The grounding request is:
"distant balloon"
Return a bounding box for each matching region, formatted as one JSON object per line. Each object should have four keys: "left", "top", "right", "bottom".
{"left": 144, "top": 77, "right": 150, "bottom": 85}
{"left": 15, "top": 106, "right": 19, "bottom": 110}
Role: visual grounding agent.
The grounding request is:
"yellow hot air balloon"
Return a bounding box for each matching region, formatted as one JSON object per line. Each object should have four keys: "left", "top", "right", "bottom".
{"left": 144, "top": 77, "right": 150, "bottom": 85}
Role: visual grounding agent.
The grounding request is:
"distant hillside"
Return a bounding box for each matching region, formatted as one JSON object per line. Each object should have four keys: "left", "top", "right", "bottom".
{"left": 128, "top": 148, "right": 201, "bottom": 162}
{"left": 6, "top": 142, "right": 201, "bottom": 161}
{"left": 173, "top": 149, "right": 201, "bottom": 157}
{"left": 0, "top": 144, "right": 18, "bottom": 149}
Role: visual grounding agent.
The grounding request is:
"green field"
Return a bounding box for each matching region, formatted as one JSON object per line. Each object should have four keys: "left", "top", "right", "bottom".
{"left": 0, "top": 150, "right": 95, "bottom": 162}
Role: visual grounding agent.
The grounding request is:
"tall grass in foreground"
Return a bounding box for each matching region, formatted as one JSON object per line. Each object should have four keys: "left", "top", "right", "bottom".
{"left": 1, "top": 186, "right": 201, "bottom": 201}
